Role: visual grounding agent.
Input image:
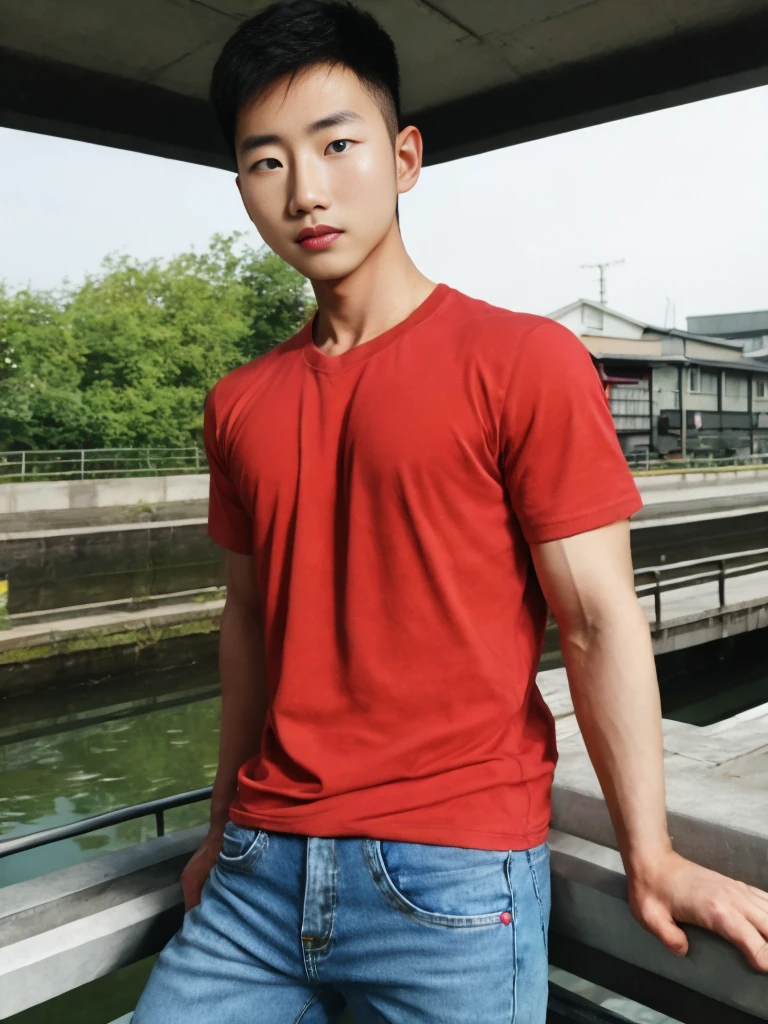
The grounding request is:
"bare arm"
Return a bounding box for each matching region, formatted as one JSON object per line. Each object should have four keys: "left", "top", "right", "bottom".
{"left": 530, "top": 518, "right": 768, "bottom": 971}
{"left": 210, "top": 549, "right": 269, "bottom": 836}
{"left": 181, "top": 549, "right": 268, "bottom": 911}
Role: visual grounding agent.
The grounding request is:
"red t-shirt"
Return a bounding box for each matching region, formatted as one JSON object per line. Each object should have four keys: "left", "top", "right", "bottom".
{"left": 204, "top": 282, "right": 643, "bottom": 850}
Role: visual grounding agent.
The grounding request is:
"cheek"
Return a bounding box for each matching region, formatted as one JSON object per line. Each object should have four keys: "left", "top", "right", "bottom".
{"left": 337, "top": 149, "right": 396, "bottom": 208}
{"left": 239, "top": 183, "right": 281, "bottom": 235}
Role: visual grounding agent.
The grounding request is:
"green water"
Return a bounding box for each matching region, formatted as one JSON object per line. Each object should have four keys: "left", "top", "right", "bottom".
{"left": 0, "top": 662, "right": 220, "bottom": 886}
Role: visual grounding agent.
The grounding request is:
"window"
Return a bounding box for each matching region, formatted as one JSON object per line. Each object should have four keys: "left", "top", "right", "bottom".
{"left": 724, "top": 373, "right": 747, "bottom": 398}
{"left": 582, "top": 305, "right": 604, "bottom": 330}
{"left": 757, "top": 379, "right": 767, "bottom": 399}
{"left": 688, "top": 366, "right": 717, "bottom": 394}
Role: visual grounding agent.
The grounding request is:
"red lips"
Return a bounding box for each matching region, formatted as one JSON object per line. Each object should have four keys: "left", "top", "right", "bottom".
{"left": 295, "top": 224, "right": 342, "bottom": 242}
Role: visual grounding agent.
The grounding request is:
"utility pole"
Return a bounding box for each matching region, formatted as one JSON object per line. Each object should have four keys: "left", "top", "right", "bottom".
{"left": 581, "top": 258, "right": 625, "bottom": 305}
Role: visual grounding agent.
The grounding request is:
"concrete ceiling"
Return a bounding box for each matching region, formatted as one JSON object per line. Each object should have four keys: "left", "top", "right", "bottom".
{"left": 2, "top": 0, "right": 768, "bottom": 169}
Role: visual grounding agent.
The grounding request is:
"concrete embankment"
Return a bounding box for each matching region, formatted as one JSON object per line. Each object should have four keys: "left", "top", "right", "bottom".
{"left": 1, "top": 470, "right": 766, "bottom": 693}
{"left": 0, "top": 517, "right": 219, "bottom": 615}
{"left": 0, "top": 593, "right": 224, "bottom": 694}
{"left": 2, "top": 500, "right": 766, "bottom": 616}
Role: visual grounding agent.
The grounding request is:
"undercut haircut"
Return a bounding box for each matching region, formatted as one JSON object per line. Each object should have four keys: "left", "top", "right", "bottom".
{"left": 210, "top": 0, "right": 402, "bottom": 164}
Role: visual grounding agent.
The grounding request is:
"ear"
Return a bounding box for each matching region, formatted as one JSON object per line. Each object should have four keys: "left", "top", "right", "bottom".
{"left": 235, "top": 174, "right": 242, "bottom": 198}
{"left": 395, "top": 124, "right": 423, "bottom": 197}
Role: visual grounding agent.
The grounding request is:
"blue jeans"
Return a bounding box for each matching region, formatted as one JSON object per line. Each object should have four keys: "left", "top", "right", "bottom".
{"left": 132, "top": 820, "right": 551, "bottom": 1023}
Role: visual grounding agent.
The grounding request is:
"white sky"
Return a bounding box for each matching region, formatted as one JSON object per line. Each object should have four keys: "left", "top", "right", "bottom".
{"left": 1, "top": 82, "right": 766, "bottom": 329}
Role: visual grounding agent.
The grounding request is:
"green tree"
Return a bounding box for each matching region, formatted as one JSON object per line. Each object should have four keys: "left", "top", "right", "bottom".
{"left": 0, "top": 284, "right": 86, "bottom": 451}
{"left": 0, "top": 234, "right": 314, "bottom": 452}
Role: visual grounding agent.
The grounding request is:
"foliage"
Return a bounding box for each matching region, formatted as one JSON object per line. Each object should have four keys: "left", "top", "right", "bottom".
{"left": 0, "top": 234, "right": 313, "bottom": 451}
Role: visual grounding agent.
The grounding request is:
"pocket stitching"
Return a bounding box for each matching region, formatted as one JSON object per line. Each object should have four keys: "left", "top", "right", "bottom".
{"left": 218, "top": 827, "right": 268, "bottom": 872}
{"left": 364, "top": 839, "right": 506, "bottom": 929}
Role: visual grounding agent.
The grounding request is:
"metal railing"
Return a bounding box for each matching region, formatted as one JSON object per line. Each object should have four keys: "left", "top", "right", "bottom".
{"left": 626, "top": 448, "right": 768, "bottom": 471}
{"left": 0, "top": 786, "right": 213, "bottom": 859}
{"left": 635, "top": 545, "right": 768, "bottom": 629}
{"left": 2, "top": 446, "right": 767, "bottom": 483}
{"left": 0, "top": 447, "right": 204, "bottom": 482}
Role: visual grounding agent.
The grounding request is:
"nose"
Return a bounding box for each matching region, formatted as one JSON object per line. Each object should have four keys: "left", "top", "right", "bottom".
{"left": 287, "top": 153, "right": 330, "bottom": 218}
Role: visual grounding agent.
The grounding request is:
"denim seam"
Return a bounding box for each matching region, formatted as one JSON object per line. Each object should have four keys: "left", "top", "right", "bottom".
{"left": 526, "top": 848, "right": 548, "bottom": 956}
{"left": 506, "top": 851, "right": 518, "bottom": 1024}
{"left": 294, "top": 991, "right": 321, "bottom": 1023}
{"left": 309, "top": 840, "right": 338, "bottom": 954}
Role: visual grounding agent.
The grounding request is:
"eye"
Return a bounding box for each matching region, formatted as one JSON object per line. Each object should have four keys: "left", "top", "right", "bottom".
{"left": 325, "top": 139, "right": 355, "bottom": 154}
{"left": 252, "top": 156, "right": 282, "bottom": 171}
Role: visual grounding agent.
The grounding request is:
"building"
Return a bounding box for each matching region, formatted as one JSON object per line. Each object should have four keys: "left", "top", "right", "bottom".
{"left": 687, "top": 311, "right": 768, "bottom": 361}
{"left": 549, "top": 299, "right": 768, "bottom": 458}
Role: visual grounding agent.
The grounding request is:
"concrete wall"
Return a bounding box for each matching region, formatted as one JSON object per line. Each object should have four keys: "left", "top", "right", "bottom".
{"left": 0, "top": 474, "right": 209, "bottom": 515}
{"left": 4, "top": 506, "right": 767, "bottom": 616}
{"left": 3, "top": 461, "right": 768, "bottom": 520}
{"left": 2, "top": 520, "right": 223, "bottom": 614}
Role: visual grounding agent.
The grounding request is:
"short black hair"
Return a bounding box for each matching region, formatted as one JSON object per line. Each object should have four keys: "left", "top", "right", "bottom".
{"left": 210, "top": 0, "right": 401, "bottom": 164}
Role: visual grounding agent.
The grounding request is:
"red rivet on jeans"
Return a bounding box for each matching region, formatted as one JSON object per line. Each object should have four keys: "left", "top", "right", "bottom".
{"left": 500, "top": 911, "right": 512, "bottom": 925}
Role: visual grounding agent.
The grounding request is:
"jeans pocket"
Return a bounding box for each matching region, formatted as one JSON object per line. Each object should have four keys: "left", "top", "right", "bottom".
{"left": 363, "top": 838, "right": 512, "bottom": 928}
{"left": 217, "top": 819, "right": 269, "bottom": 874}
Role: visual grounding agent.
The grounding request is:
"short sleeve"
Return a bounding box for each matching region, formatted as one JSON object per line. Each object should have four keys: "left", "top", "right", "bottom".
{"left": 203, "top": 386, "right": 254, "bottom": 555}
{"left": 499, "top": 319, "right": 644, "bottom": 544}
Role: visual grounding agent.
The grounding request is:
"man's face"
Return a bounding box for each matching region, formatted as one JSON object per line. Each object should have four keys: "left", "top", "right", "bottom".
{"left": 234, "top": 62, "right": 404, "bottom": 280}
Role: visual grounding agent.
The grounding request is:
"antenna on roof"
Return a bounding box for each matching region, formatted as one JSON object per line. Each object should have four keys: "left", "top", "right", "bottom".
{"left": 580, "top": 258, "right": 625, "bottom": 305}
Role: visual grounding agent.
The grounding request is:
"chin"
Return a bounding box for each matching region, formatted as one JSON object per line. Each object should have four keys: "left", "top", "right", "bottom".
{"left": 298, "top": 255, "right": 367, "bottom": 283}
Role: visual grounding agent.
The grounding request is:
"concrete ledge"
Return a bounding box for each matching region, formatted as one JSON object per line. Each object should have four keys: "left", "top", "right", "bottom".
{"left": 0, "top": 599, "right": 223, "bottom": 694}
{"left": 549, "top": 832, "right": 768, "bottom": 1021}
{"left": 0, "top": 475, "right": 209, "bottom": 515}
{"left": 543, "top": 664, "right": 768, "bottom": 888}
{"left": 635, "top": 466, "right": 768, "bottom": 485}
{"left": 2, "top": 466, "right": 765, "bottom": 517}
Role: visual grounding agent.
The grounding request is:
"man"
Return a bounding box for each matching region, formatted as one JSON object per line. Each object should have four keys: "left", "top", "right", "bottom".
{"left": 132, "top": 2, "right": 768, "bottom": 1021}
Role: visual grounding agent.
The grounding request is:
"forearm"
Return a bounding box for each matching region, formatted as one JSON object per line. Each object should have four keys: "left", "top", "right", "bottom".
{"left": 209, "top": 595, "right": 269, "bottom": 833}
{"left": 559, "top": 597, "right": 672, "bottom": 872}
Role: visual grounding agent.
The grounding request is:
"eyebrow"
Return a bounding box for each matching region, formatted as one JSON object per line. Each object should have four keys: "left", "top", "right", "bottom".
{"left": 238, "top": 109, "right": 364, "bottom": 157}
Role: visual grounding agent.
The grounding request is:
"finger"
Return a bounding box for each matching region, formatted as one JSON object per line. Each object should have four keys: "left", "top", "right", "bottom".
{"left": 747, "top": 885, "right": 768, "bottom": 905}
{"left": 743, "top": 904, "right": 768, "bottom": 970}
{"left": 744, "top": 897, "right": 768, "bottom": 930}
{"left": 643, "top": 905, "right": 689, "bottom": 956}
{"left": 716, "top": 913, "right": 768, "bottom": 973}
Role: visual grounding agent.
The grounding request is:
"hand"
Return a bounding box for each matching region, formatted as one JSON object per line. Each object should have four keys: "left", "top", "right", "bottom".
{"left": 180, "top": 827, "right": 224, "bottom": 913}
{"left": 627, "top": 849, "right": 768, "bottom": 972}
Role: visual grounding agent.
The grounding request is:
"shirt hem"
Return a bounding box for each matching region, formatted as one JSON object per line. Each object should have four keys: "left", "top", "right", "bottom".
{"left": 524, "top": 491, "right": 644, "bottom": 543}
{"left": 207, "top": 522, "right": 253, "bottom": 555}
{"left": 228, "top": 806, "right": 550, "bottom": 851}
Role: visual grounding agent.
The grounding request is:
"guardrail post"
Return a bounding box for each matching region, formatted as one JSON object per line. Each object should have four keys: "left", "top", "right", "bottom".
{"left": 195, "top": 446, "right": 200, "bottom": 471}
{"left": 653, "top": 571, "right": 662, "bottom": 629}
{"left": 80, "top": 449, "right": 85, "bottom": 480}
{"left": 718, "top": 560, "right": 726, "bottom": 608}
{"left": 155, "top": 809, "right": 165, "bottom": 837}
{"left": 20, "top": 450, "right": 25, "bottom": 482}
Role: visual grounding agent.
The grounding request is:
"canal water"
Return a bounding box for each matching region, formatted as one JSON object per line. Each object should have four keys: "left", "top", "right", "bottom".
{"left": 2, "top": 628, "right": 766, "bottom": 1023}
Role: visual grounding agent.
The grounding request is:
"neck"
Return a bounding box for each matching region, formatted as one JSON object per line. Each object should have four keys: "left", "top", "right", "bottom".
{"left": 309, "top": 219, "right": 437, "bottom": 355}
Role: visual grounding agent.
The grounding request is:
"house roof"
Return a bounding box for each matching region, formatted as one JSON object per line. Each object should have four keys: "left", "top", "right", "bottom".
{"left": 590, "top": 352, "right": 768, "bottom": 374}
{"left": 549, "top": 298, "right": 744, "bottom": 350}
{"left": 687, "top": 311, "right": 768, "bottom": 338}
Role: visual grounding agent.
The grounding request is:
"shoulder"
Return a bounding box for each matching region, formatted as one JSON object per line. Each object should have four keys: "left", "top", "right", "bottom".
{"left": 443, "top": 285, "right": 591, "bottom": 370}
{"left": 205, "top": 325, "right": 307, "bottom": 417}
